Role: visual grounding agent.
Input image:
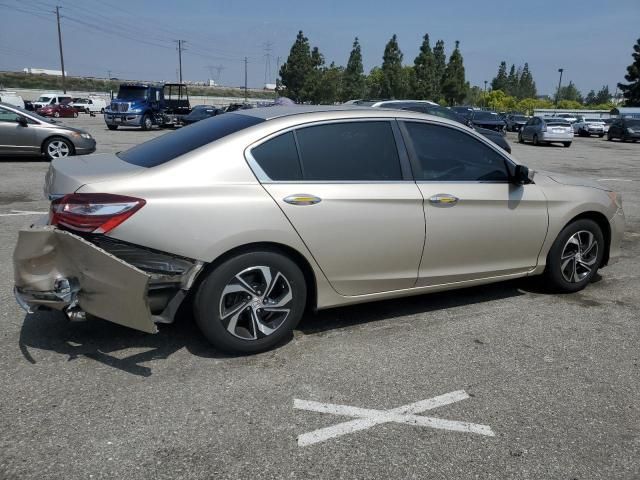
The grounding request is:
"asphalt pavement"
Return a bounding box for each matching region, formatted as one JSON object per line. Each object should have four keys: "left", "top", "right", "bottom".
{"left": 1, "top": 116, "right": 638, "bottom": 479}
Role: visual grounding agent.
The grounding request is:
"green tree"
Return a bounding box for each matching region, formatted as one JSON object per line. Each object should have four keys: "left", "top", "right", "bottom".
{"left": 558, "top": 81, "right": 583, "bottom": 103}
{"left": 381, "top": 34, "right": 405, "bottom": 98}
{"left": 301, "top": 47, "right": 327, "bottom": 103}
{"left": 341, "top": 37, "right": 365, "bottom": 101}
{"left": 491, "top": 61, "right": 508, "bottom": 92}
{"left": 279, "top": 31, "right": 313, "bottom": 102}
{"left": 594, "top": 85, "right": 611, "bottom": 104}
{"left": 412, "top": 34, "right": 435, "bottom": 100}
{"left": 322, "top": 63, "right": 344, "bottom": 104}
{"left": 441, "top": 40, "right": 466, "bottom": 105}
{"left": 366, "top": 66, "right": 384, "bottom": 98}
{"left": 432, "top": 39, "right": 446, "bottom": 102}
{"left": 585, "top": 89, "right": 597, "bottom": 105}
{"left": 465, "top": 85, "right": 483, "bottom": 106}
{"left": 618, "top": 37, "right": 640, "bottom": 106}
{"left": 506, "top": 64, "right": 519, "bottom": 97}
{"left": 517, "top": 63, "right": 537, "bottom": 99}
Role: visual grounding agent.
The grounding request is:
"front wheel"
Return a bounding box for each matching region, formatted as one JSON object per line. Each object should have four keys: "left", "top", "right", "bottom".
{"left": 141, "top": 114, "right": 153, "bottom": 131}
{"left": 107, "top": 125, "right": 118, "bottom": 131}
{"left": 44, "top": 137, "right": 73, "bottom": 161}
{"left": 563, "top": 142, "right": 571, "bottom": 148}
{"left": 533, "top": 134, "right": 540, "bottom": 146}
{"left": 194, "top": 250, "right": 307, "bottom": 354}
{"left": 518, "top": 132, "right": 524, "bottom": 143}
{"left": 544, "top": 219, "right": 604, "bottom": 293}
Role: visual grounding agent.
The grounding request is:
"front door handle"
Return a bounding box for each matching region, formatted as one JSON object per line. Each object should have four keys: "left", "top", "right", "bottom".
{"left": 428, "top": 194, "right": 459, "bottom": 206}
{"left": 283, "top": 194, "right": 322, "bottom": 206}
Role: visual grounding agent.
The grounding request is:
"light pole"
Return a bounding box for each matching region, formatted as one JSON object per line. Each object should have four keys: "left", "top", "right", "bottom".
{"left": 483, "top": 80, "right": 487, "bottom": 108}
{"left": 555, "top": 68, "right": 564, "bottom": 110}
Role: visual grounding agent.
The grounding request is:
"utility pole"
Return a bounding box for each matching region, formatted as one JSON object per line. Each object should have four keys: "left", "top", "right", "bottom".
{"left": 555, "top": 68, "right": 564, "bottom": 110}
{"left": 55, "top": 6, "right": 66, "bottom": 93}
{"left": 244, "top": 57, "right": 248, "bottom": 103}
{"left": 175, "top": 40, "right": 186, "bottom": 83}
{"left": 483, "top": 80, "right": 488, "bottom": 108}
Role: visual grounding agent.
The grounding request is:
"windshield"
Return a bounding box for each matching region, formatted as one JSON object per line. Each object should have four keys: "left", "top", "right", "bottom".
{"left": 36, "top": 96, "right": 52, "bottom": 103}
{"left": 473, "top": 111, "right": 501, "bottom": 121}
{"left": 117, "top": 87, "right": 149, "bottom": 101}
{"left": 512, "top": 116, "right": 527, "bottom": 121}
{"left": 118, "top": 112, "right": 264, "bottom": 167}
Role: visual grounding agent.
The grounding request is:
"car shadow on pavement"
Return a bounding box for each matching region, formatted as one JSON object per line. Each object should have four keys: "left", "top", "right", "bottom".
{"left": 17, "top": 277, "right": 542, "bottom": 377}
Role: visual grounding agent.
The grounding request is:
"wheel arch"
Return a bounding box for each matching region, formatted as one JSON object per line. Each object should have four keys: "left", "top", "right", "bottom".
{"left": 191, "top": 241, "right": 318, "bottom": 313}
{"left": 563, "top": 211, "right": 611, "bottom": 266}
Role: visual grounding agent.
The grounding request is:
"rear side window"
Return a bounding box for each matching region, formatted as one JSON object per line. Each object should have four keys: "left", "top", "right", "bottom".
{"left": 404, "top": 122, "right": 509, "bottom": 182}
{"left": 251, "top": 131, "right": 302, "bottom": 181}
{"left": 118, "top": 113, "right": 264, "bottom": 167}
{"left": 295, "top": 121, "right": 402, "bottom": 181}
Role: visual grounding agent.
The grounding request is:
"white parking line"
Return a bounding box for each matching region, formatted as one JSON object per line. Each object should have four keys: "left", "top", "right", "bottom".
{"left": 597, "top": 179, "right": 634, "bottom": 182}
{"left": 0, "top": 210, "right": 47, "bottom": 217}
{"left": 294, "top": 390, "right": 494, "bottom": 447}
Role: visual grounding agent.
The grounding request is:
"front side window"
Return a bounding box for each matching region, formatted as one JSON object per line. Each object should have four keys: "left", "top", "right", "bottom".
{"left": 404, "top": 122, "right": 509, "bottom": 182}
{"left": 294, "top": 121, "right": 402, "bottom": 181}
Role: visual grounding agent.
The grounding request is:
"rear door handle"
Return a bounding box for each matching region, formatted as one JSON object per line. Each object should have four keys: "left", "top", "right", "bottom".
{"left": 283, "top": 194, "right": 322, "bottom": 206}
{"left": 428, "top": 194, "right": 459, "bottom": 206}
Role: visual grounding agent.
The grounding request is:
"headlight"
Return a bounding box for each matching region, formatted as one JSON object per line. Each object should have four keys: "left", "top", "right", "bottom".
{"left": 129, "top": 107, "right": 143, "bottom": 113}
{"left": 80, "top": 133, "right": 92, "bottom": 139}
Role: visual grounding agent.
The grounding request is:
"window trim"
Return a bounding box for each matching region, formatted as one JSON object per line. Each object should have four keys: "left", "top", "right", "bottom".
{"left": 398, "top": 118, "right": 516, "bottom": 184}
{"left": 245, "top": 118, "right": 414, "bottom": 184}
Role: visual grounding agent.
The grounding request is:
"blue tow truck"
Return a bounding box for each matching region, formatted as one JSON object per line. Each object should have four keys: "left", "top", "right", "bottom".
{"left": 104, "top": 83, "right": 191, "bottom": 130}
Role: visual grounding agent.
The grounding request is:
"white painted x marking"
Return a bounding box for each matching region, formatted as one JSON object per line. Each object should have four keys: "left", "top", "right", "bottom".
{"left": 294, "top": 390, "right": 494, "bottom": 447}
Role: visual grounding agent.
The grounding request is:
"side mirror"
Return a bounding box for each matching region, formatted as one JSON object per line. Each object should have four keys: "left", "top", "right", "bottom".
{"left": 513, "top": 164, "right": 534, "bottom": 185}
{"left": 17, "top": 116, "right": 28, "bottom": 127}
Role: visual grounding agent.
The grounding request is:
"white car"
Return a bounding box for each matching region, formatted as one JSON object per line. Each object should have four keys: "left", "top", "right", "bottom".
{"left": 0, "top": 90, "right": 25, "bottom": 108}
{"left": 69, "top": 96, "right": 107, "bottom": 114}
{"left": 573, "top": 117, "right": 606, "bottom": 137}
{"left": 32, "top": 93, "right": 73, "bottom": 110}
{"left": 555, "top": 113, "right": 578, "bottom": 124}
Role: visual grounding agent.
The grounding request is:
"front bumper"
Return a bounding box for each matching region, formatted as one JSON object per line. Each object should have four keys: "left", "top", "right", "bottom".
{"left": 73, "top": 137, "right": 96, "bottom": 155}
{"left": 608, "top": 208, "right": 625, "bottom": 265}
{"left": 103, "top": 112, "right": 144, "bottom": 127}
{"left": 13, "top": 227, "right": 202, "bottom": 333}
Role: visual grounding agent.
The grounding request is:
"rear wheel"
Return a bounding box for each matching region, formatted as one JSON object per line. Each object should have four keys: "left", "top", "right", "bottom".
{"left": 43, "top": 137, "right": 73, "bottom": 161}
{"left": 107, "top": 125, "right": 118, "bottom": 131}
{"left": 598, "top": 134, "right": 604, "bottom": 138}
{"left": 563, "top": 142, "right": 571, "bottom": 148}
{"left": 533, "top": 134, "right": 540, "bottom": 146}
{"left": 194, "top": 250, "right": 307, "bottom": 354}
{"left": 518, "top": 132, "right": 524, "bottom": 143}
{"left": 607, "top": 133, "right": 613, "bottom": 141}
{"left": 54, "top": 111, "right": 60, "bottom": 118}
{"left": 544, "top": 219, "right": 604, "bottom": 293}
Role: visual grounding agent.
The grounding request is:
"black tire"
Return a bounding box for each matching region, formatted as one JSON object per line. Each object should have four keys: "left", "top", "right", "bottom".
{"left": 194, "top": 250, "right": 307, "bottom": 354}
{"left": 607, "top": 133, "right": 613, "bottom": 141}
{"left": 533, "top": 134, "right": 539, "bottom": 146}
{"left": 544, "top": 219, "right": 604, "bottom": 293}
{"left": 598, "top": 134, "right": 604, "bottom": 138}
{"left": 100, "top": 108, "right": 105, "bottom": 113}
{"left": 141, "top": 114, "right": 153, "bottom": 131}
{"left": 518, "top": 132, "right": 524, "bottom": 143}
{"left": 107, "top": 125, "right": 118, "bottom": 131}
{"left": 563, "top": 142, "right": 571, "bottom": 148}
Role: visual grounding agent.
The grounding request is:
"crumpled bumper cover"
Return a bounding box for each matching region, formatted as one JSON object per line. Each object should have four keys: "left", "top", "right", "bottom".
{"left": 13, "top": 226, "right": 158, "bottom": 333}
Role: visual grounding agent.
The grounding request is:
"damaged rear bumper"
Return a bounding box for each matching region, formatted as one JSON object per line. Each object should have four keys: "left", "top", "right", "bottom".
{"left": 13, "top": 226, "right": 203, "bottom": 333}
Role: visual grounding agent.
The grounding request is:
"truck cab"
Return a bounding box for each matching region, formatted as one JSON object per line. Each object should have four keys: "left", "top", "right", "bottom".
{"left": 104, "top": 83, "right": 190, "bottom": 130}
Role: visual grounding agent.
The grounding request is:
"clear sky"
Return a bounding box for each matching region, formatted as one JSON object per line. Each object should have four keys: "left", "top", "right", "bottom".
{"left": 1, "top": 0, "right": 638, "bottom": 96}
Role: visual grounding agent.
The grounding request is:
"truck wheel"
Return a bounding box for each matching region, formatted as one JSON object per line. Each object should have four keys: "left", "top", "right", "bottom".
{"left": 107, "top": 125, "right": 118, "bottom": 131}
{"left": 141, "top": 114, "right": 153, "bottom": 131}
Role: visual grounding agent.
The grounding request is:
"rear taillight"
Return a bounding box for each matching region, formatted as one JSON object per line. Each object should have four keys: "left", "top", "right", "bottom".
{"left": 50, "top": 193, "right": 145, "bottom": 234}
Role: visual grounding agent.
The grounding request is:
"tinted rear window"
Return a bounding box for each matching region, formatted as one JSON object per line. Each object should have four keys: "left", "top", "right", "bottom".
{"left": 118, "top": 113, "right": 263, "bottom": 167}
{"left": 251, "top": 131, "right": 302, "bottom": 181}
{"left": 627, "top": 119, "right": 640, "bottom": 127}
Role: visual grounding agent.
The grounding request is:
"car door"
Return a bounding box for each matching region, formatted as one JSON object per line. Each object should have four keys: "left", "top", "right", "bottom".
{"left": 399, "top": 120, "right": 548, "bottom": 286}
{"left": 0, "top": 107, "right": 37, "bottom": 155}
{"left": 249, "top": 120, "right": 426, "bottom": 296}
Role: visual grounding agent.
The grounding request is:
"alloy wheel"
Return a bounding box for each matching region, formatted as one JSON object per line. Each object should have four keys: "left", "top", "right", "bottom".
{"left": 47, "top": 140, "right": 70, "bottom": 158}
{"left": 560, "top": 230, "right": 599, "bottom": 283}
{"left": 218, "top": 265, "right": 293, "bottom": 340}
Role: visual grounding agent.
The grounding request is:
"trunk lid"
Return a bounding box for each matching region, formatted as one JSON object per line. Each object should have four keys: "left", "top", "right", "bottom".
{"left": 44, "top": 153, "right": 146, "bottom": 197}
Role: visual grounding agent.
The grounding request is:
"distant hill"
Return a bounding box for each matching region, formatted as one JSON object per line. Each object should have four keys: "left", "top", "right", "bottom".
{"left": 0, "top": 71, "right": 275, "bottom": 99}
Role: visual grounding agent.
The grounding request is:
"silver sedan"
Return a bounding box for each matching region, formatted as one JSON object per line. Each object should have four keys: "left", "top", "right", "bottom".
{"left": 0, "top": 102, "right": 96, "bottom": 160}
{"left": 13, "top": 106, "right": 624, "bottom": 353}
{"left": 519, "top": 116, "right": 574, "bottom": 147}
